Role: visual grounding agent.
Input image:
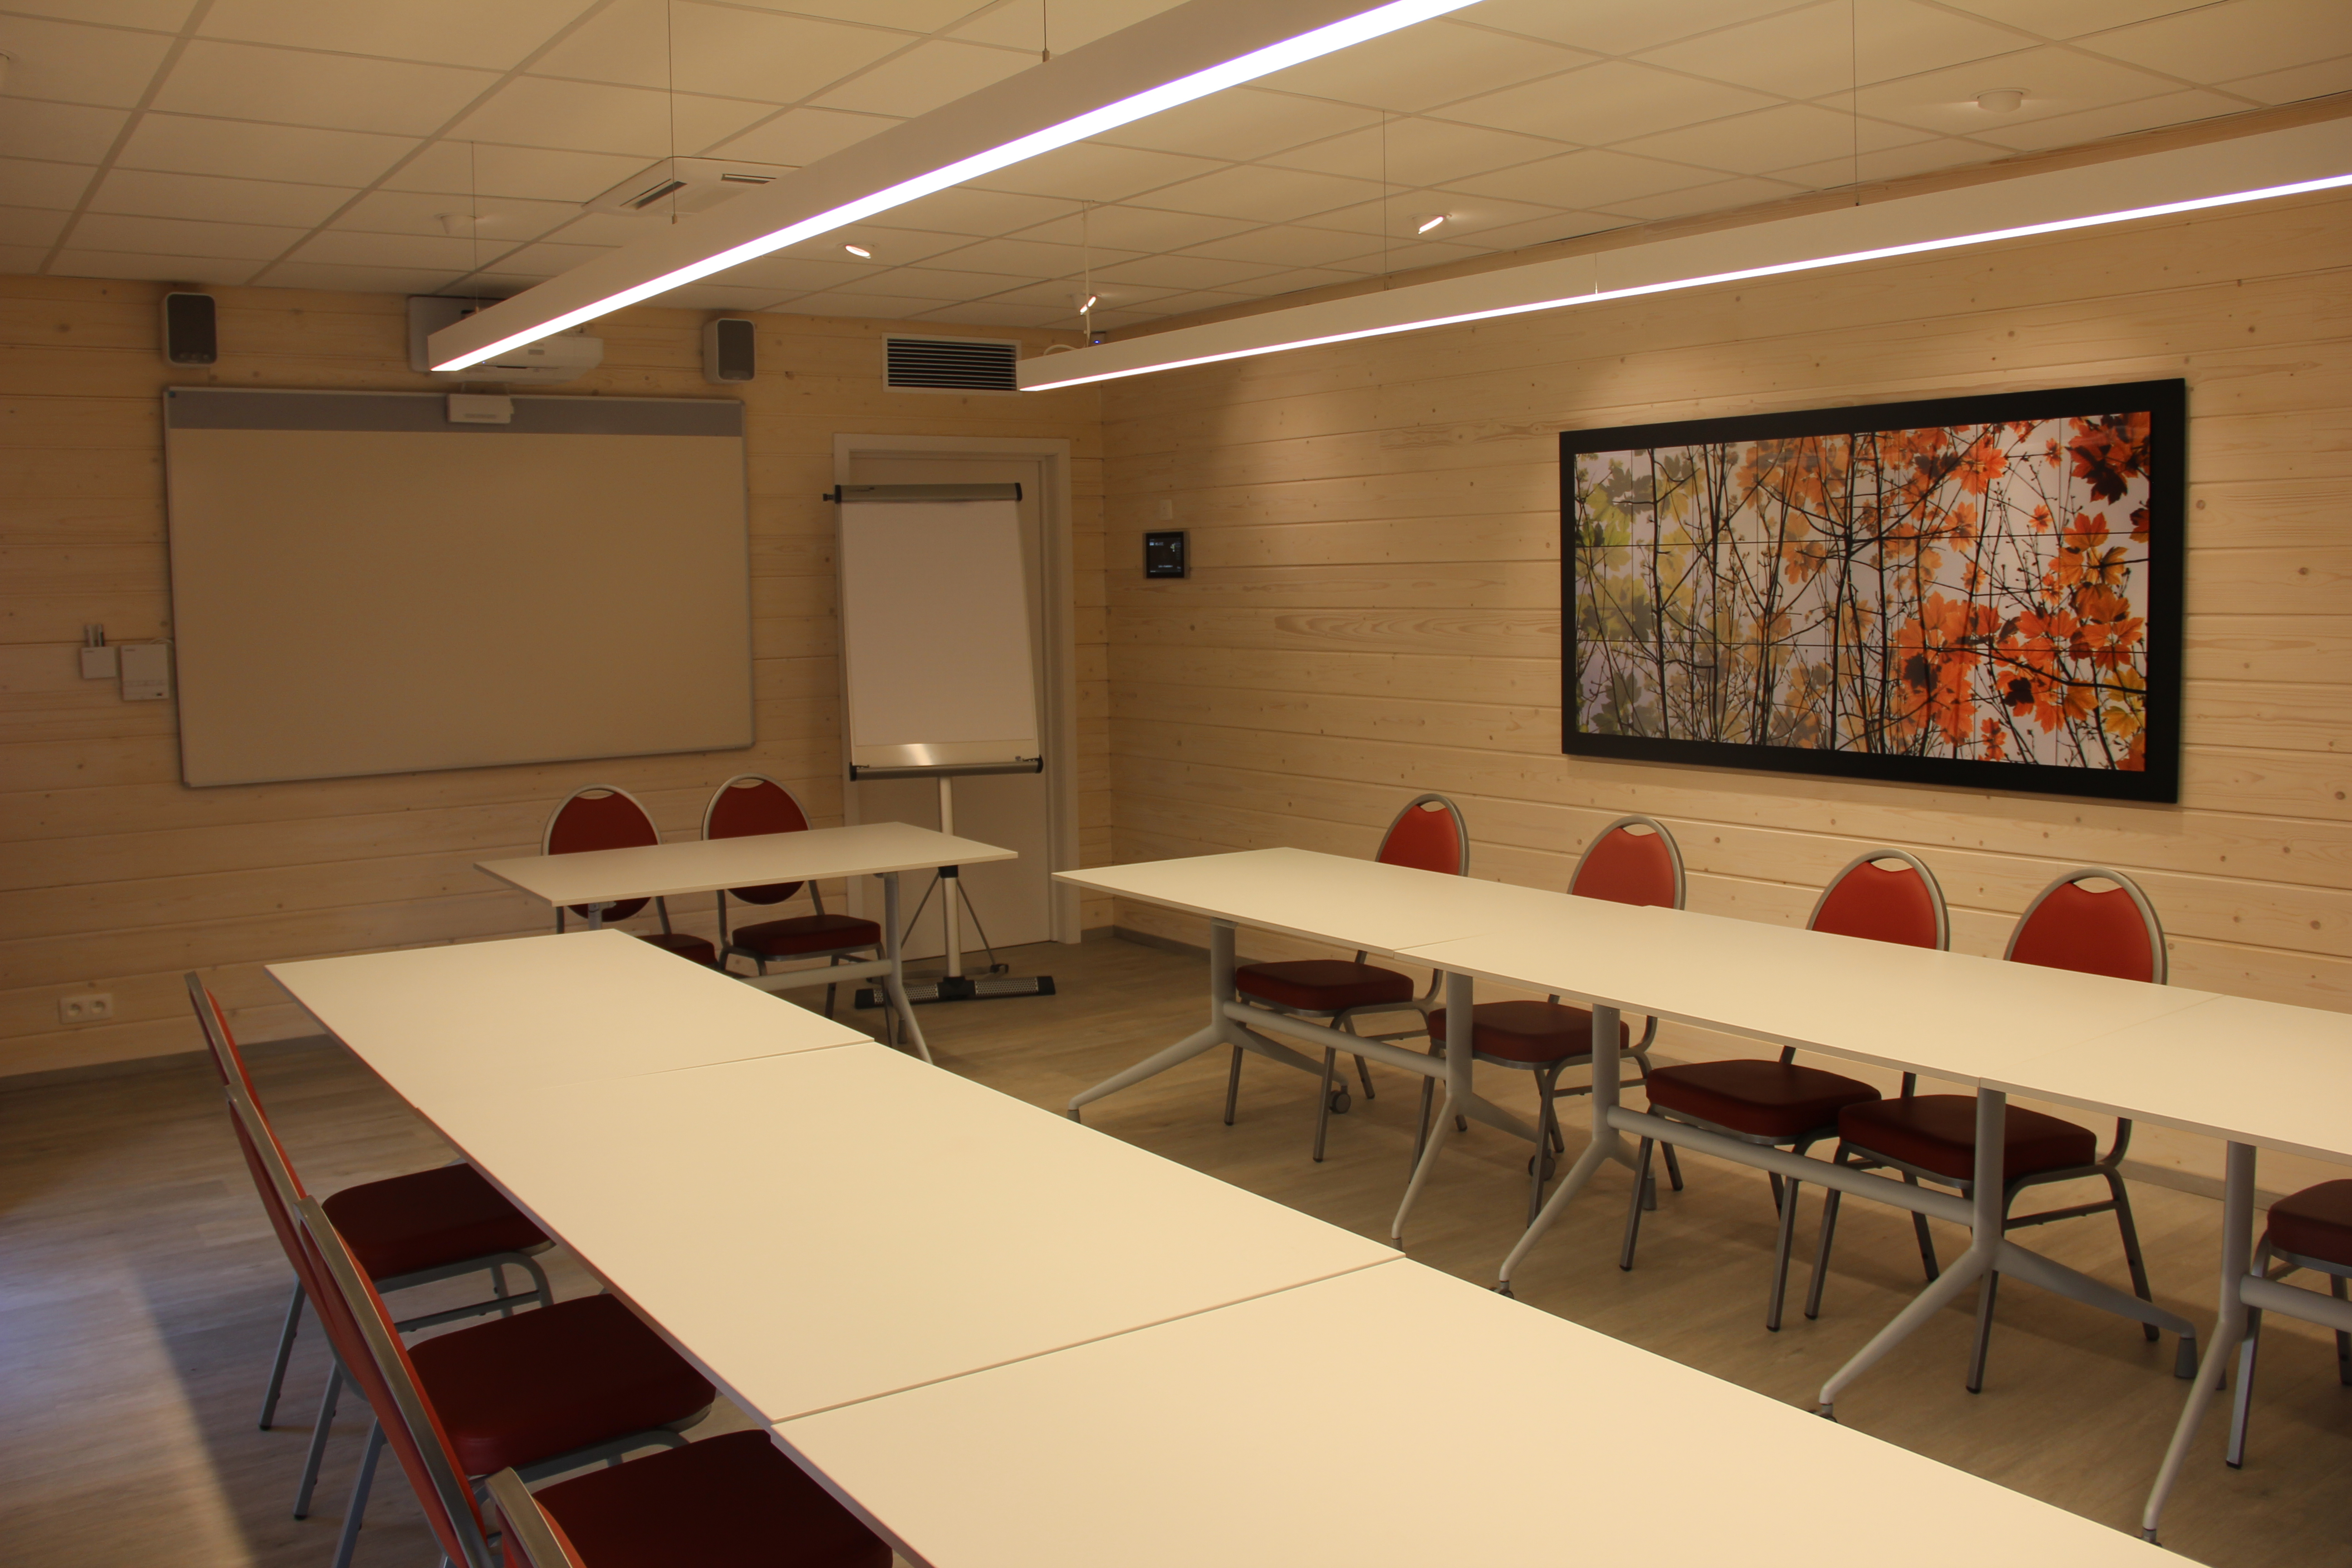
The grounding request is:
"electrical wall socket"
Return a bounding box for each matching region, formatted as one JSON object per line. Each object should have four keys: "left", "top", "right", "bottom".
{"left": 58, "top": 992, "right": 114, "bottom": 1024}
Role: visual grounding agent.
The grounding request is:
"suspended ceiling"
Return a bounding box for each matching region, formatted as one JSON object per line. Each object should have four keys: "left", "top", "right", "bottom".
{"left": 1, "top": 0, "right": 2347, "bottom": 333}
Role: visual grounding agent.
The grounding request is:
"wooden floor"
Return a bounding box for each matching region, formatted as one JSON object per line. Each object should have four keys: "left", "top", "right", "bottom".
{"left": 3, "top": 933, "right": 2346, "bottom": 1566}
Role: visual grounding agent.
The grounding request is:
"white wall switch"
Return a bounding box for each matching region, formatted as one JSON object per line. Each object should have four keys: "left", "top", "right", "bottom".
{"left": 80, "top": 644, "right": 118, "bottom": 679}
{"left": 120, "top": 641, "right": 172, "bottom": 701}
{"left": 58, "top": 993, "right": 114, "bottom": 1024}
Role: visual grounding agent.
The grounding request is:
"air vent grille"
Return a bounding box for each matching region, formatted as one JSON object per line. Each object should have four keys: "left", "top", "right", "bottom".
{"left": 885, "top": 336, "right": 1019, "bottom": 393}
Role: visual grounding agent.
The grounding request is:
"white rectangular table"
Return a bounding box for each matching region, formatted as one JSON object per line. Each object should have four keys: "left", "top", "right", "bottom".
{"left": 478, "top": 821, "right": 1016, "bottom": 1062}
{"left": 1983, "top": 995, "right": 2352, "bottom": 1541}
{"left": 269, "top": 929, "right": 868, "bottom": 1108}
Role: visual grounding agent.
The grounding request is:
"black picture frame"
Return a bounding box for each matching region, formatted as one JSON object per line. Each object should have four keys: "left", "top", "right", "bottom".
{"left": 1560, "top": 379, "right": 2185, "bottom": 803}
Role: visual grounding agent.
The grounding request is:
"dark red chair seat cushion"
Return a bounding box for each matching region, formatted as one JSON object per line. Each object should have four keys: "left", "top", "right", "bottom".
{"left": 1838, "top": 1094, "right": 2097, "bottom": 1183}
{"left": 731, "top": 913, "right": 881, "bottom": 959}
{"left": 411, "top": 1294, "right": 715, "bottom": 1478}
{"left": 2268, "top": 1179, "right": 2352, "bottom": 1266}
{"left": 322, "top": 1163, "right": 546, "bottom": 1283}
{"left": 634, "top": 931, "right": 718, "bottom": 967}
{"left": 1646, "top": 1059, "right": 1880, "bottom": 1141}
{"left": 1428, "top": 1000, "right": 1630, "bottom": 1065}
{"left": 515, "top": 1430, "right": 890, "bottom": 1568}
{"left": 1235, "top": 959, "right": 1414, "bottom": 1013}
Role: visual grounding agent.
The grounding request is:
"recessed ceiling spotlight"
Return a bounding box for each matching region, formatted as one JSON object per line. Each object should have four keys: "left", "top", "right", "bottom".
{"left": 843, "top": 243, "right": 872, "bottom": 258}
{"left": 436, "top": 213, "right": 479, "bottom": 236}
{"left": 1416, "top": 213, "right": 1449, "bottom": 234}
{"left": 1975, "top": 88, "right": 2026, "bottom": 113}
{"left": 1081, "top": 294, "right": 1099, "bottom": 311}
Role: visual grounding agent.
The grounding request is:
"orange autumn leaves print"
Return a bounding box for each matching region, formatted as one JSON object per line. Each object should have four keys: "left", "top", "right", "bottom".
{"left": 1571, "top": 412, "right": 2153, "bottom": 770}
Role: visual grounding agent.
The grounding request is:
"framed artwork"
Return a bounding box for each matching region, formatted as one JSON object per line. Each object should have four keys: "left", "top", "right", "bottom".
{"left": 1562, "top": 380, "right": 2185, "bottom": 803}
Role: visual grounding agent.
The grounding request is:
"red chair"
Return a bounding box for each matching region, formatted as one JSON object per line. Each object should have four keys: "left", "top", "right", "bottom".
{"left": 1426, "top": 815, "right": 1686, "bottom": 1224}
{"left": 186, "top": 975, "right": 553, "bottom": 1519}
{"left": 1812, "top": 866, "right": 2168, "bottom": 1391}
{"left": 2225, "top": 1179, "right": 2352, "bottom": 1467}
{"left": 703, "top": 774, "right": 883, "bottom": 1016}
{"left": 544, "top": 785, "right": 716, "bottom": 965}
{"left": 285, "top": 1163, "right": 717, "bottom": 1568}
{"left": 1620, "top": 850, "right": 1947, "bottom": 1329}
{"left": 487, "top": 1431, "right": 891, "bottom": 1568}
{"left": 1228, "top": 794, "right": 1470, "bottom": 1161}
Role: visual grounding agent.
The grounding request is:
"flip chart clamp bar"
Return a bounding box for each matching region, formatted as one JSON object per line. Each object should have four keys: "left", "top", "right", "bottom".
{"left": 822, "top": 483, "right": 1024, "bottom": 503}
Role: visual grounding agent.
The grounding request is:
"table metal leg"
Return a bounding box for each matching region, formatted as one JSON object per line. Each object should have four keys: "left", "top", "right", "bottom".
{"left": 877, "top": 872, "right": 932, "bottom": 1065}
{"left": 2142, "top": 1140, "right": 2258, "bottom": 1542}
{"left": 1494, "top": 1003, "right": 1628, "bottom": 1292}
{"left": 1391, "top": 971, "right": 1476, "bottom": 1246}
{"left": 583, "top": 900, "right": 611, "bottom": 930}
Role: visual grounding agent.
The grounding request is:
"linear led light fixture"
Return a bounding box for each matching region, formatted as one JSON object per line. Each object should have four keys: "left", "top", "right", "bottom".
{"left": 1020, "top": 117, "right": 2352, "bottom": 392}
{"left": 428, "top": 0, "right": 1481, "bottom": 372}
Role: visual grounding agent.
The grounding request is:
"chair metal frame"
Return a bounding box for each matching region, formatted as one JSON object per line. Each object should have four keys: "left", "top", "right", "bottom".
{"left": 488, "top": 1465, "right": 579, "bottom": 1567}
{"left": 545, "top": 783, "right": 690, "bottom": 943}
{"left": 185, "top": 974, "right": 552, "bottom": 1521}
{"left": 2225, "top": 1237, "right": 2352, "bottom": 1467}
{"left": 701, "top": 773, "right": 883, "bottom": 1017}
{"left": 1618, "top": 848, "right": 1948, "bottom": 1329}
{"left": 1810, "top": 866, "right": 2167, "bottom": 1391}
{"left": 1225, "top": 794, "right": 1471, "bottom": 1161}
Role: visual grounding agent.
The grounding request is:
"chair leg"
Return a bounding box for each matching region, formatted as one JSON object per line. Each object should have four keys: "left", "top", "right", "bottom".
{"left": 2227, "top": 1306, "right": 2265, "bottom": 1467}
{"left": 293, "top": 1361, "right": 343, "bottom": 1519}
{"left": 1223, "top": 1045, "right": 1245, "bottom": 1127}
{"left": 1525, "top": 1072, "right": 1562, "bottom": 1227}
{"left": 330, "top": 1417, "right": 385, "bottom": 1568}
{"left": 260, "top": 1279, "right": 305, "bottom": 1429}
{"left": 1806, "top": 1186, "right": 1843, "bottom": 1322}
{"left": 1619, "top": 1137, "right": 1656, "bottom": 1270}
{"left": 1661, "top": 1142, "right": 1683, "bottom": 1193}
{"left": 1312, "top": 1048, "right": 1339, "bottom": 1163}
{"left": 2106, "top": 1168, "right": 2161, "bottom": 1342}
{"left": 1767, "top": 1175, "right": 1802, "bottom": 1333}
{"left": 1967, "top": 1269, "right": 2002, "bottom": 1393}
{"left": 1354, "top": 1053, "right": 1375, "bottom": 1101}
{"left": 1906, "top": 1172, "right": 1940, "bottom": 1281}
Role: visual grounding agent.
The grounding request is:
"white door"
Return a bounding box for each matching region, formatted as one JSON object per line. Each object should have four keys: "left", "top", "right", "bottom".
{"left": 843, "top": 451, "right": 1053, "bottom": 963}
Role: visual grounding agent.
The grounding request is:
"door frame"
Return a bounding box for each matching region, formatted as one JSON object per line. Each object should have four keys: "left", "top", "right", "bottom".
{"left": 832, "top": 433, "right": 1081, "bottom": 945}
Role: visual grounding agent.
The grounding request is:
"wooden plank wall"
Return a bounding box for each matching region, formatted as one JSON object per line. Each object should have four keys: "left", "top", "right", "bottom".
{"left": 1098, "top": 186, "right": 2352, "bottom": 1191}
{"left": 0, "top": 275, "right": 1107, "bottom": 1078}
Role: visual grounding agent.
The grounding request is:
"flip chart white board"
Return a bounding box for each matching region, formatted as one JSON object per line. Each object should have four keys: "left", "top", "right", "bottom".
{"left": 163, "top": 388, "right": 751, "bottom": 787}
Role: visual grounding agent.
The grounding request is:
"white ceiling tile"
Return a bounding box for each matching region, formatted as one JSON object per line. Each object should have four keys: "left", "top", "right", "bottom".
{"left": 1227, "top": 263, "right": 1376, "bottom": 294}
{"left": 1463, "top": 0, "right": 1813, "bottom": 57}
{"left": 1613, "top": 103, "right": 1931, "bottom": 177}
{"left": 1138, "top": 164, "right": 1385, "bottom": 223}
{"left": 154, "top": 43, "right": 499, "bottom": 137}
{"left": 8, "top": 1, "right": 194, "bottom": 25}
{"left": 70, "top": 211, "right": 308, "bottom": 259}
{"left": 1300, "top": 191, "right": 1577, "bottom": 241}
{"left": 531, "top": 0, "right": 908, "bottom": 99}
{"left": 1112, "top": 287, "right": 1254, "bottom": 319}
{"left": 1092, "top": 87, "right": 1374, "bottom": 162}
{"left": 0, "top": 99, "right": 130, "bottom": 163}
{"left": 709, "top": 253, "right": 887, "bottom": 291}
{"left": 1598, "top": 173, "right": 1809, "bottom": 221}
{"left": 1443, "top": 59, "right": 1782, "bottom": 144}
{"left": 0, "top": 15, "right": 173, "bottom": 108}
{"left": 706, "top": 107, "right": 899, "bottom": 168}
{"left": 2217, "top": 53, "right": 2352, "bottom": 105}
{"left": 0, "top": 205, "right": 69, "bottom": 247}
{"left": 1447, "top": 147, "right": 1722, "bottom": 208}
{"left": 287, "top": 228, "right": 496, "bottom": 269}
{"left": 385, "top": 141, "right": 651, "bottom": 202}
{"left": 0, "top": 242, "right": 50, "bottom": 272}
{"left": 1254, "top": 19, "right": 1593, "bottom": 112}
{"left": 333, "top": 187, "right": 582, "bottom": 242}
{"left": 913, "top": 300, "right": 1073, "bottom": 327}
{"left": 198, "top": 0, "right": 601, "bottom": 72}
{"left": 651, "top": 283, "right": 791, "bottom": 311}
{"left": 1849, "top": 45, "right": 2193, "bottom": 134}
{"left": 741, "top": 0, "right": 978, "bottom": 29}
{"left": 809, "top": 39, "right": 1032, "bottom": 117}
{"left": 922, "top": 235, "right": 1143, "bottom": 279}
{"left": 115, "top": 115, "right": 416, "bottom": 185}
{"left": 876, "top": 185, "right": 1081, "bottom": 237}
{"left": 979, "top": 278, "right": 1123, "bottom": 312}
{"left": 1265, "top": 118, "right": 1570, "bottom": 186}
{"left": 1424, "top": 211, "right": 1624, "bottom": 251}
{"left": 0, "top": 157, "right": 97, "bottom": 211}
{"left": 2077, "top": 0, "right": 2352, "bottom": 82}
{"left": 52, "top": 248, "right": 257, "bottom": 284}
{"left": 1636, "top": 0, "right": 2034, "bottom": 99}
{"left": 784, "top": 224, "right": 971, "bottom": 265}
{"left": 829, "top": 263, "right": 1032, "bottom": 300}
{"left": 473, "top": 239, "right": 615, "bottom": 276}
{"left": 1927, "top": 1, "right": 2206, "bottom": 38}
{"left": 257, "top": 261, "right": 470, "bottom": 294}
{"left": 447, "top": 78, "right": 767, "bottom": 158}
{"left": 1965, "top": 87, "right": 2255, "bottom": 151}
{"left": 1769, "top": 136, "right": 2008, "bottom": 187}
{"left": 1013, "top": 203, "right": 1259, "bottom": 253}
{"left": 1088, "top": 252, "right": 1280, "bottom": 290}
{"left": 970, "top": 142, "right": 1223, "bottom": 201}
{"left": 763, "top": 290, "right": 939, "bottom": 319}
{"left": 1177, "top": 224, "right": 1393, "bottom": 269}
{"left": 951, "top": 0, "right": 1182, "bottom": 51}
{"left": 88, "top": 167, "right": 354, "bottom": 226}
{"left": 546, "top": 210, "right": 681, "bottom": 245}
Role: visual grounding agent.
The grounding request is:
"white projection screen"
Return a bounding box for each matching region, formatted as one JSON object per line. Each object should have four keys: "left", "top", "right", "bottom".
{"left": 164, "top": 388, "right": 751, "bottom": 787}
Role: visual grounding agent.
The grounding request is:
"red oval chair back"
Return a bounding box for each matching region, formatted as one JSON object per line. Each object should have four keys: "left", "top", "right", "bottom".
{"left": 1569, "top": 816, "right": 1684, "bottom": 908}
{"left": 543, "top": 786, "right": 661, "bottom": 924}
{"left": 1809, "top": 850, "right": 1949, "bottom": 949}
{"left": 2006, "top": 867, "right": 2166, "bottom": 983}
{"left": 1376, "top": 794, "right": 1470, "bottom": 876}
{"left": 702, "top": 774, "right": 811, "bottom": 905}
{"left": 297, "top": 1195, "right": 495, "bottom": 1568}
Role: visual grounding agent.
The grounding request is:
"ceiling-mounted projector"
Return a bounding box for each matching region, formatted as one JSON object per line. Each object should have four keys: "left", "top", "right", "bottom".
{"left": 458, "top": 333, "right": 604, "bottom": 384}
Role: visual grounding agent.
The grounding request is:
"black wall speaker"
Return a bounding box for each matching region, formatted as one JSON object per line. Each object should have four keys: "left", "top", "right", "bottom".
{"left": 702, "top": 317, "right": 755, "bottom": 384}
{"left": 161, "top": 291, "right": 217, "bottom": 365}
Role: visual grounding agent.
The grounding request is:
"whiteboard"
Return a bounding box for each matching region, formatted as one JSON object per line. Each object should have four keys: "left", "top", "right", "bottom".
{"left": 838, "top": 495, "right": 1039, "bottom": 775}
{"left": 164, "top": 388, "right": 751, "bottom": 787}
